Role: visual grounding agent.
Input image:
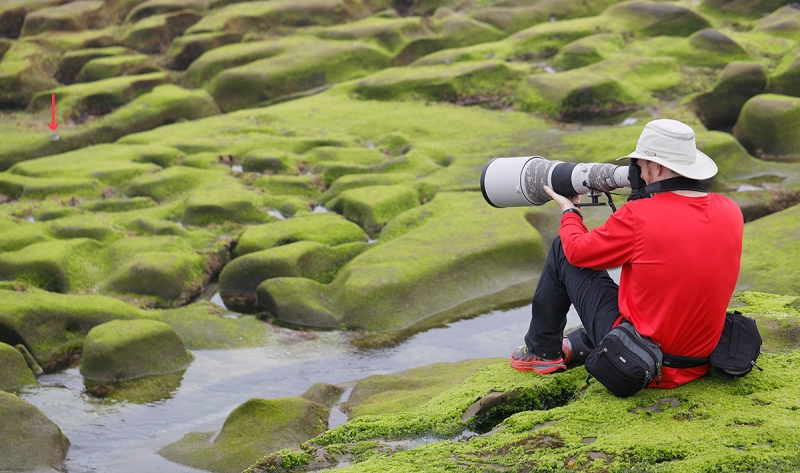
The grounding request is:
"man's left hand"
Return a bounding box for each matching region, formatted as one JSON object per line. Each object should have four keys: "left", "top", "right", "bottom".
{"left": 544, "top": 185, "right": 581, "bottom": 212}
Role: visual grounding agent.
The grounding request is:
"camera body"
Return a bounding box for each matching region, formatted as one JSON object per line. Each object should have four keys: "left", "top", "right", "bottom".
{"left": 480, "top": 157, "right": 631, "bottom": 208}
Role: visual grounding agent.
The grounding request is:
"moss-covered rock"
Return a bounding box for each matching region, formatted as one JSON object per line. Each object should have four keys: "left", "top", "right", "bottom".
{"left": 767, "top": 51, "right": 800, "bottom": 98}
{"left": 209, "top": 39, "right": 391, "bottom": 112}
{"left": 241, "top": 148, "right": 302, "bottom": 173}
{"left": 32, "top": 72, "right": 172, "bottom": 121}
{"left": 390, "top": 15, "right": 504, "bottom": 66}
{"left": 185, "top": 0, "right": 380, "bottom": 36}
{"left": 125, "top": 0, "right": 215, "bottom": 23}
{"left": 316, "top": 16, "right": 437, "bottom": 54}
{"left": 183, "top": 38, "right": 288, "bottom": 88}
{"left": 660, "top": 28, "right": 751, "bottom": 67}
{"left": 301, "top": 382, "right": 344, "bottom": 407}
{"left": 319, "top": 172, "right": 415, "bottom": 204}
{"left": 48, "top": 214, "right": 122, "bottom": 242}
{"left": 19, "top": 0, "right": 109, "bottom": 37}
{"left": 0, "top": 172, "right": 103, "bottom": 199}
{"left": 755, "top": 5, "right": 800, "bottom": 40}
{"left": 0, "top": 342, "right": 36, "bottom": 390}
{"left": 160, "top": 395, "right": 329, "bottom": 473}
{"left": 258, "top": 192, "right": 542, "bottom": 331}
{"left": 327, "top": 184, "right": 419, "bottom": 234}
{"left": 182, "top": 180, "right": 271, "bottom": 225}
{"left": 344, "top": 358, "right": 505, "bottom": 419}
{"left": 0, "top": 53, "right": 59, "bottom": 107}
{"left": 603, "top": 1, "right": 711, "bottom": 37}
{"left": 0, "top": 238, "right": 108, "bottom": 292}
{"left": 354, "top": 61, "right": 524, "bottom": 106}
{"left": 0, "top": 224, "right": 50, "bottom": 253}
{"left": 53, "top": 46, "right": 132, "bottom": 84}
{"left": 703, "top": 0, "right": 799, "bottom": 17}
{"left": 518, "top": 67, "right": 645, "bottom": 121}
{"left": 470, "top": 0, "right": 621, "bottom": 34}
{"left": 124, "top": 164, "right": 222, "bottom": 201}
{"left": 78, "top": 196, "right": 158, "bottom": 212}
{"left": 80, "top": 319, "right": 194, "bottom": 381}
{"left": 0, "top": 392, "right": 70, "bottom": 471}
{"left": 694, "top": 62, "right": 768, "bottom": 131}
{"left": 733, "top": 94, "right": 800, "bottom": 160}
{"left": 236, "top": 213, "right": 367, "bottom": 256}
{"left": 738, "top": 203, "right": 800, "bottom": 296}
{"left": 253, "top": 175, "right": 322, "bottom": 199}
{"left": 123, "top": 10, "right": 203, "bottom": 54}
{"left": 220, "top": 240, "right": 366, "bottom": 311}
{"left": 75, "top": 53, "right": 161, "bottom": 82}
{"left": 163, "top": 31, "right": 242, "bottom": 70}
{"left": 550, "top": 33, "right": 624, "bottom": 71}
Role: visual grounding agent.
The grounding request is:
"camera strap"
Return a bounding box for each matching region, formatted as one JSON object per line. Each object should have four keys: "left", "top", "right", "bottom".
{"left": 628, "top": 159, "right": 706, "bottom": 201}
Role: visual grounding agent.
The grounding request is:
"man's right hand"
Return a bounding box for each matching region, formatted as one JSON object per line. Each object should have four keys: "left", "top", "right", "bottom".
{"left": 544, "top": 185, "right": 581, "bottom": 212}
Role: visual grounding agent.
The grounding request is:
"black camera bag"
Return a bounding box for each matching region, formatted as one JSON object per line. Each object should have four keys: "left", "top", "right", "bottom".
{"left": 584, "top": 322, "right": 663, "bottom": 398}
{"left": 663, "top": 311, "right": 762, "bottom": 378}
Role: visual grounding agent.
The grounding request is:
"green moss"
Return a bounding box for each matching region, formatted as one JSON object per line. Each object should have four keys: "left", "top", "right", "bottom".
{"left": 259, "top": 192, "right": 543, "bottom": 331}
{"left": 551, "top": 33, "right": 625, "bottom": 71}
{"left": 78, "top": 197, "right": 157, "bottom": 212}
{"left": 124, "top": 165, "right": 224, "bottom": 202}
{"left": 0, "top": 391, "right": 70, "bottom": 471}
{"left": 738, "top": 203, "right": 800, "bottom": 296}
{"left": 766, "top": 52, "right": 800, "bottom": 97}
{"left": 86, "top": 368, "right": 187, "bottom": 404}
{"left": 31, "top": 72, "right": 172, "bottom": 121}
{"left": 241, "top": 149, "right": 302, "bottom": 173}
{"left": 236, "top": 213, "right": 367, "bottom": 256}
{"left": 469, "top": 0, "right": 618, "bottom": 34}
{"left": 253, "top": 175, "right": 323, "bottom": 199}
{"left": 316, "top": 16, "right": 435, "bottom": 53}
{"left": 209, "top": 39, "right": 391, "bottom": 112}
{"left": 75, "top": 54, "right": 160, "bottom": 82}
{"left": 122, "top": 10, "right": 203, "bottom": 54}
{"left": 345, "top": 358, "right": 505, "bottom": 418}
{"left": 0, "top": 342, "right": 37, "bottom": 390}
{"left": 221, "top": 241, "right": 366, "bottom": 311}
{"left": 182, "top": 181, "right": 272, "bottom": 225}
{"left": 657, "top": 28, "right": 751, "bottom": 67}
{"left": 53, "top": 46, "right": 131, "bottom": 84}
{"left": 733, "top": 94, "right": 800, "bottom": 159}
{"left": 19, "top": 0, "right": 107, "bottom": 37}
{"left": 602, "top": 1, "right": 712, "bottom": 38}
{"left": 319, "top": 173, "right": 415, "bottom": 204}
{"left": 163, "top": 31, "right": 243, "bottom": 70}
{"left": 160, "top": 396, "right": 329, "bottom": 473}
{"left": 159, "top": 302, "right": 269, "bottom": 349}
{"left": 328, "top": 184, "right": 419, "bottom": 234}
{"left": 0, "top": 238, "right": 108, "bottom": 292}
{"left": 390, "top": 15, "right": 505, "bottom": 66}
{"left": 0, "top": 173, "right": 102, "bottom": 200}
{"left": 0, "top": 224, "right": 50, "bottom": 253}
{"left": 80, "top": 319, "right": 193, "bottom": 382}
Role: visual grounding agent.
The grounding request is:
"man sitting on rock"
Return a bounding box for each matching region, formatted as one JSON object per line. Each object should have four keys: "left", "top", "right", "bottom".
{"left": 509, "top": 119, "right": 744, "bottom": 389}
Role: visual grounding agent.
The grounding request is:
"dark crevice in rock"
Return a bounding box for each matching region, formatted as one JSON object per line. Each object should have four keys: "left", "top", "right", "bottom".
{"left": 466, "top": 386, "right": 578, "bottom": 434}
{"left": 393, "top": 0, "right": 414, "bottom": 16}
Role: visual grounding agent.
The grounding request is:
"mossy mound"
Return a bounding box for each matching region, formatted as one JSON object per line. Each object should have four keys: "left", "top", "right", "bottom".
{"left": 235, "top": 213, "right": 368, "bottom": 256}
{"left": 0, "top": 238, "right": 108, "bottom": 292}
{"left": 75, "top": 53, "right": 161, "bottom": 82}
{"left": 549, "top": 33, "right": 623, "bottom": 71}
{"left": 53, "top": 46, "right": 131, "bottom": 84}
{"left": 220, "top": 240, "right": 366, "bottom": 311}
{"left": 602, "top": 1, "right": 711, "bottom": 37}
{"left": 182, "top": 180, "right": 271, "bottom": 225}
{"left": 389, "top": 15, "right": 504, "bottom": 66}
{"left": 183, "top": 38, "right": 287, "bottom": 88}
{"left": 162, "top": 31, "right": 242, "bottom": 70}
{"left": 354, "top": 61, "right": 524, "bottom": 106}
{"left": 518, "top": 67, "right": 645, "bottom": 121}
{"left": 319, "top": 173, "right": 415, "bottom": 204}
{"left": 209, "top": 39, "right": 390, "bottom": 112}
{"left": 258, "top": 192, "right": 542, "bottom": 331}
{"left": 252, "top": 175, "right": 322, "bottom": 199}
{"left": 703, "top": 0, "right": 799, "bottom": 17}
{"left": 693, "top": 62, "right": 768, "bottom": 131}
{"left": 241, "top": 148, "right": 302, "bottom": 173}
{"left": 766, "top": 52, "right": 800, "bottom": 97}
{"left": 659, "top": 28, "right": 751, "bottom": 67}
{"left": 31, "top": 72, "right": 172, "bottom": 121}
{"left": 327, "top": 184, "right": 420, "bottom": 234}
{"left": 160, "top": 395, "right": 330, "bottom": 473}
{"left": 469, "top": 0, "right": 621, "bottom": 34}
{"left": 80, "top": 319, "right": 194, "bottom": 381}
{"left": 0, "top": 52, "right": 59, "bottom": 107}
{"left": 124, "top": 165, "right": 223, "bottom": 202}
{"left": 0, "top": 342, "right": 37, "bottom": 390}
{"left": 124, "top": 10, "right": 202, "bottom": 54}
{"left": 344, "top": 358, "right": 505, "bottom": 419}
{"left": 185, "top": 0, "right": 382, "bottom": 36}
{"left": 755, "top": 5, "right": 800, "bottom": 40}
{"left": 48, "top": 214, "right": 122, "bottom": 242}
{"left": 0, "top": 392, "right": 70, "bottom": 471}
{"left": 0, "top": 173, "right": 102, "bottom": 199}
{"left": 733, "top": 94, "right": 800, "bottom": 160}
{"left": 738, "top": 203, "right": 800, "bottom": 296}
{"left": 124, "top": 0, "right": 215, "bottom": 23}
{"left": 316, "top": 16, "right": 436, "bottom": 54}
{"left": 19, "top": 0, "right": 109, "bottom": 37}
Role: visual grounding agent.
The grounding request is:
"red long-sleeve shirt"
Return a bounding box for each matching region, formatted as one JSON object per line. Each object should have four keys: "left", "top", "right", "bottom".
{"left": 560, "top": 192, "right": 743, "bottom": 388}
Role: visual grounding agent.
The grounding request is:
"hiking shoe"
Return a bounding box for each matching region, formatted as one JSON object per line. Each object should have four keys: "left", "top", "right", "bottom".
{"left": 509, "top": 346, "right": 567, "bottom": 374}
{"left": 561, "top": 338, "right": 573, "bottom": 365}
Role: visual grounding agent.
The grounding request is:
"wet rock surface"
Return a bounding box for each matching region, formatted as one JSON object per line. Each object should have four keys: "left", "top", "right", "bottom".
{"left": 0, "top": 391, "right": 70, "bottom": 471}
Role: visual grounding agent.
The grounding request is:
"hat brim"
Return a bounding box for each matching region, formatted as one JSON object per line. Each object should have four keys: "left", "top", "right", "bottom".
{"left": 616, "top": 149, "right": 718, "bottom": 180}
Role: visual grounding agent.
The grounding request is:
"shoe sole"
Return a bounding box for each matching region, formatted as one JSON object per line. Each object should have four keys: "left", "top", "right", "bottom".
{"left": 509, "top": 358, "right": 567, "bottom": 374}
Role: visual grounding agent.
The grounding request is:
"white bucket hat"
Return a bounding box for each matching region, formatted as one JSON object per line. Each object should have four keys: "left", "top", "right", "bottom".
{"left": 618, "top": 119, "right": 717, "bottom": 180}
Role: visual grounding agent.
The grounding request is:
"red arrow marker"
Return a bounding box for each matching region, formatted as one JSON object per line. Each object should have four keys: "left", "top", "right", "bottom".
{"left": 47, "top": 94, "right": 59, "bottom": 131}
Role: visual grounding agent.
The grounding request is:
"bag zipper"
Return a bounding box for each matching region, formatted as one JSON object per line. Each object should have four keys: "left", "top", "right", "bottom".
{"left": 614, "top": 325, "right": 662, "bottom": 386}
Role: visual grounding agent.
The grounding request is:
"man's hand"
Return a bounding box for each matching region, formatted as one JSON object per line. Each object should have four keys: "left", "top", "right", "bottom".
{"left": 544, "top": 186, "right": 581, "bottom": 212}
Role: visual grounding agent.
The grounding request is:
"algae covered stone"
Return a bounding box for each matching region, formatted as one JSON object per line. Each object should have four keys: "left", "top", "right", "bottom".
{"left": 0, "top": 342, "right": 36, "bottom": 390}
{"left": 733, "top": 94, "right": 800, "bottom": 159}
{"left": 328, "top": 184, "right": 420, "bottom": 234}
{"left": 235, "top": 213, "right": 368, "bottom": 256}
{"left": 738, "top": 203, "right": 800, "bottom": 296}
{"left": 0, "top": 391, "right": 70, "bottom": 471}
{"left": 80, "top": 319, "right": 194, "bottom": 382}
{"left": 159, "top": 396, "right": 329, "bottom": 473}
{"left": 693, "top": 62, "right": 767, "bottom": 130}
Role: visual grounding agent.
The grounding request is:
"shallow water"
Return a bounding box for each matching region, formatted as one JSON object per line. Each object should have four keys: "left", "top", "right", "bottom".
{"left": 19, "top": 269, "right": 618, "bottom": 473}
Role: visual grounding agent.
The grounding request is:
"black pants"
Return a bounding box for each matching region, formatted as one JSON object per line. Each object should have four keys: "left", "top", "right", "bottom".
{"left": 524, "top": 237, "right": 620, "bottom": 363}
